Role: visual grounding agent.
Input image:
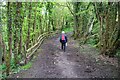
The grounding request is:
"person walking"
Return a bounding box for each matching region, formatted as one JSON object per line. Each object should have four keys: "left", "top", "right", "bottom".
{"left": 59, "top": 31, "right": 68, "bottom": 52}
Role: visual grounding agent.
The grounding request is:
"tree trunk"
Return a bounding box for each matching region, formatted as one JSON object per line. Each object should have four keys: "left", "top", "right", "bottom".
{"left": 39, "top": 16, "right": 42, "bottom": 34}
{"left": 52, "top": 18, "right": 55, "bottom": 31}
{"left": 118, "top": 2, "right": 120, "bottom": 38}
{"left": 73, "top": 2, "right": 79, "bottom": 39}
{"left": 0, "top": 33, "right": 3, "bottom": 63}
{"left": 6, "top": 2, "right": 12, "bottom": 76}
{"left": 18, "top": 2, "right": 27, "bottom": 60}
{"left": 18, "top": 2, "right": 22, "bottom": 56}
{"left": 32, "top": 3, "right": 37, "bottom": 45}
{"left": 26, "top": 2, "right": 32, "bottom": 49}
{"left": 14, "top": 2, "right": 22, "bottom": 66}
{"left": 99, "top": 16, "right": 104, "bottom": 54}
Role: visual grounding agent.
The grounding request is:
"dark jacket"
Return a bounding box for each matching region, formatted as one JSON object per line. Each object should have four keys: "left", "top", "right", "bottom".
{"left": 59, "top": 34, "right": 68, "bottom": 43}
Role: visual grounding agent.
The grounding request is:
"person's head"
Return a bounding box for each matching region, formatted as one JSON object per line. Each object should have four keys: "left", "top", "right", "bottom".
{"left": 62, "top": 31, "right": 65, "bottom": 34}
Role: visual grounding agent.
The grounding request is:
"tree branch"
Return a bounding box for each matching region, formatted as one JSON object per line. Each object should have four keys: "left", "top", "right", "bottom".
{"left": 66, "top": 2, "right": 75, "bottom": 17}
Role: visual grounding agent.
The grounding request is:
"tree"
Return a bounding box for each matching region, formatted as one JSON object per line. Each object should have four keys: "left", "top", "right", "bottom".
{"left": 26, "top": 2, "right": 32, "bottom": 49}
{"left": 6, "top": 2, "right": 12, "bottom": 76}
{"left": 93, "top": 2, "right": 120, "bottom": 56}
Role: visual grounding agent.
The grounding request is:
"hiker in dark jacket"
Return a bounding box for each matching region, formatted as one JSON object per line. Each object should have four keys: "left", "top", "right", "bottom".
{"left": 59, "top": 31, "right": 68, "bottom": 52}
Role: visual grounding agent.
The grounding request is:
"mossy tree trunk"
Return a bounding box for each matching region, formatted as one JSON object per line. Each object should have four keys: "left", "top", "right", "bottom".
{"left": 73, "top": 2, "right": 80, "bottom": 39}
{"left": 26, "top": 2, "right": 32, "bottom": 49}
{"left": 6, "top": 2, "right": 12, "bottom": 76}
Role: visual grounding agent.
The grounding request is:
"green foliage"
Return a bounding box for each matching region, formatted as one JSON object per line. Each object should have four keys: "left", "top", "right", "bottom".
{"left": 87, "top": 19, "right": 99, "bottom": 47}
{"left": 87, "top": 34, "right": 99, "bottom": 47}
{"left": 92, "top": 21, "right": 99, "bottom": 34}
{"left": 87, "top": 38, "right": 97, "bottom": 46}
{"left": 20, "top": 62, "right": 32, "bottom": 70}
{"left": 10, "top": 58, "right": 16, "bottom": 69}
{"left": 0, "top": 2, "right": 86, "bottom": 77}
{"left": 0, "top": 64, "right": 6, "bottom": 71}
{"left": 12, "top": 67, "right": 21, "bottom": 74}
{"left": 0, "top": 73, "right": 7, "bottom": 80}
{"left": 63, "top": 27, "right": 73, "bottom": 33}
{"left": 1, "top": 1, "right": 119, "bottom": 77}
{"left": 9, "top": 61, "right": 32, "bottom": 74}
{"left": 0, "top": 64, "right": 7, "bottom": 79}
{"left": 116, "top": 49, "right": 120, "bottom": 57}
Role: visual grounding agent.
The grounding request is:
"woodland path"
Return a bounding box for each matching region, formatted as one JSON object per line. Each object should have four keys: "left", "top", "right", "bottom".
{"left": 10, "top": 32, "right": 118, "bottom": 78}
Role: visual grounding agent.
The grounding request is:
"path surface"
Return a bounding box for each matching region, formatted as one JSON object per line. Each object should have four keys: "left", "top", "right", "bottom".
{"left": 10, "top": 33, "right": 118, "bottom": 78}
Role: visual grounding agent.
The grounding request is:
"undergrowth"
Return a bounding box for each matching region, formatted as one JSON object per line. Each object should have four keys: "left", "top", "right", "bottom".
{"left": 63, "top": 27, "right": 73, "bottom": 33}
{"left": 1, "top": 60, "right": 32, "bottom": 79}
{"left": 20, "top": 62, "right": 32, "bottom": 70}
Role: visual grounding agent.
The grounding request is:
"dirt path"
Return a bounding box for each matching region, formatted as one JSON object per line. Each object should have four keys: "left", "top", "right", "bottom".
{"left": 10, "top": 33, "right": 118, "bottom": 78}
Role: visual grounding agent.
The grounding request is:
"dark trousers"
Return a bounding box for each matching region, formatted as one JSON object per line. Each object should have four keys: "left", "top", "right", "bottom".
{"left": 61, "top": 43, "right": 66, "bottom": 52}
